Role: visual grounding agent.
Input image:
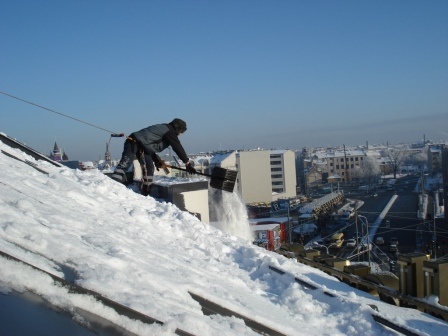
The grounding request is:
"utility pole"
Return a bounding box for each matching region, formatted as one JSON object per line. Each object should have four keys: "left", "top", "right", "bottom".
{"left": 355, "top": 214, "right": 360, "bottom": 261}
{"left": 287, "top": 199, "right": 291, "bottom": 244}
{"left": 343, "top": 144, "right": 349, "bottom": 183}
{"left": 358, "top": 215, "right": 371, "bottom": 269}
{"left": 421, "top": 170, "right": 425, "bottom": 196}
{"left": 433, "top": 196, "right": 437, "bottom": 259}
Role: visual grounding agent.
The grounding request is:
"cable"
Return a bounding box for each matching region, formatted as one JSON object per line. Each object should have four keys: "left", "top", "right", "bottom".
{"left": 0, "top": 90, "right": 118, "bottom": 135}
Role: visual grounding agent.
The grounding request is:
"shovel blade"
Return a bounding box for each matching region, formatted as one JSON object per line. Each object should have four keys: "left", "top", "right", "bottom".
{"left": 209, "top": 167, "right": 237, "bottom": 192}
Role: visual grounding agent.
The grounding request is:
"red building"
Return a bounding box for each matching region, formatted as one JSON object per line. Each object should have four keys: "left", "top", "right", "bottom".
{"left": 250, "top": 217, "right": 291, "bottom": 251}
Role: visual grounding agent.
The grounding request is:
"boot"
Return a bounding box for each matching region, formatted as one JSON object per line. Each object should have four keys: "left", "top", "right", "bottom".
{"left": 110, "top": 169, "right": 127, "bottom": 184}
{"left": 140, "top": 176, "right": 153, "bottom": 196}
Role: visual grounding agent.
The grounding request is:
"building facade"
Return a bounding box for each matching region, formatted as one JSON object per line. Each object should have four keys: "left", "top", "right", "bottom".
{"left": 236, "top": 149, "right": 297, "bottom": 204}
{"left": 428, "top": 144, "right": 445, "bottom": 176}
{"left": 308, "top": 149, "right": 367, "bottom": 183}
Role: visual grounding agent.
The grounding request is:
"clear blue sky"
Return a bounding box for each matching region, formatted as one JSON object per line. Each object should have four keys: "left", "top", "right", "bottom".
{"left": 1, "top": 0, "right": 447, "bottom": 161}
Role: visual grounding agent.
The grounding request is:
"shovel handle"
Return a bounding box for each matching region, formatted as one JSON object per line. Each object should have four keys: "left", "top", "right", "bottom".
{"left": 166, "top": 164, "right": 213, "bottom": 178}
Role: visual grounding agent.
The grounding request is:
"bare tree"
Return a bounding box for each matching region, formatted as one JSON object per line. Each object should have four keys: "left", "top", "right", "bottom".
{"left": 361, "top": 156, "right": 382, "bottom": 185}
{"left": 403, "top": 152, "right": 427, "bottom": 172}
{"left": 351, "top": 164, "right": 362, "bottom": 181}
{"left": 385, "top": 148, "right": 406, "bottom": 178}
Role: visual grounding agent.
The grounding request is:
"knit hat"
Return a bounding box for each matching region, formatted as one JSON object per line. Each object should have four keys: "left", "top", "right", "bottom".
{"left": 170, "top": 118, "right": 187, "bottom": 134}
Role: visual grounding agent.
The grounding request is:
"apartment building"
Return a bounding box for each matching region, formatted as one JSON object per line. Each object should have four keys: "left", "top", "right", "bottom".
{"left": 270, "top": 149, "right": 297, "bottom": 199}
{"left": 310, "top": 149, "right": 366, "bottom": 182}
{"left": 236, "top": 149, "right": 297, "bottom": 204}
{"left": 428, "top": 144, "right": 445, "bottom": 176}
{"left": 442, "top": 148, "right": 448, "bottom": 220}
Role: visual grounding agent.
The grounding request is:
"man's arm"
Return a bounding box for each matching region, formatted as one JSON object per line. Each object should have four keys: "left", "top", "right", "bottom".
{"left": 163, "top": 130, "right": 189, "bottom": 163}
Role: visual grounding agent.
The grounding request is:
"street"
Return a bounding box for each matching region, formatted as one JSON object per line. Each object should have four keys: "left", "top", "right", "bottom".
{"left": 334, "top": 174, "right": 427, "bottom": 272}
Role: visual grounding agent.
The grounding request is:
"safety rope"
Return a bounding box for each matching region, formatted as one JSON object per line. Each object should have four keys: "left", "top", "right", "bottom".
{"left": 138, "top": 148, "right": 150, "bottom": 191}
{"left": 0, "top": 90, "right": 121, "bottom": 136}
{"left": 1, "top": 90, "right": 151, "bottom": 185}
{"left": 126, "top": 135, "right": 151, "bottom": 192}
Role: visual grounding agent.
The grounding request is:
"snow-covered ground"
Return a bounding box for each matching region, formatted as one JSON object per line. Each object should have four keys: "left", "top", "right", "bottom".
{"left": 1, "top": 138, "right": 448, "bottom": 335}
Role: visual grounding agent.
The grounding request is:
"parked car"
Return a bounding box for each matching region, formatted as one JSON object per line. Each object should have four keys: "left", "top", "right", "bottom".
{"left": 358, "top": 243, "right": 372, "bottom": 251}
{"left": 390, "top": 237, "right": 399, "bottom": 246}
{"left": 390, "top": 244, "right": 398, "bottom": 253}
{"left": 375, "top": 236, "right": 385, "bottom": 245}
{"left": 346, "top": 238, "right": 357, "bottom": 247}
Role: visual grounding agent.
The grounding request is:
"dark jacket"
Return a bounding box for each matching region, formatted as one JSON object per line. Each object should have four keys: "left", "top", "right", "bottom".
{"left": 132, "top": 123, "right": 189, "bottom": 163}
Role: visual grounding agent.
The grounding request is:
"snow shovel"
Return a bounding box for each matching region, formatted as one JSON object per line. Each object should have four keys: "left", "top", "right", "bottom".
{"left": 165, "top": 164, "right": 238, "bottom": 193}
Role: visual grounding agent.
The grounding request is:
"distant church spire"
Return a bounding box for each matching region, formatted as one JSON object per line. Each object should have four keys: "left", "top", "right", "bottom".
{"left": 105, "top": 142, "right": 111, "bottom": 165}
{"left": 49, "top": 141, "right": 68, "bottom": 161}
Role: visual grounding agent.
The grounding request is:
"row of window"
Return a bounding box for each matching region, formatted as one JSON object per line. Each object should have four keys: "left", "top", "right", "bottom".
{"left": 329, "top": 157, "right": 363, "bottom": 163}
{"left": 334, "top": 164, "right": 357, "bottom": 169}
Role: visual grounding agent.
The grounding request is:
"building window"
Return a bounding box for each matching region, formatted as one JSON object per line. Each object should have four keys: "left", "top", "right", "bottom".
{"left": 271, "top": 168, "right": 282, "bottom": 172}
{"left": 271, "top": 160, "right": 282, "bottom": 165}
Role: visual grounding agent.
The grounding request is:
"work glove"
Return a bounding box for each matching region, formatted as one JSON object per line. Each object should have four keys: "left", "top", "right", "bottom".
{"left": 154, "top": 155, "right": 170, "bottom": 174}
{"left": 154, "top": 157, "right": 164, "bottom": 169}
{"left": 185, "top": 161, "right": 197, "bottom": 175}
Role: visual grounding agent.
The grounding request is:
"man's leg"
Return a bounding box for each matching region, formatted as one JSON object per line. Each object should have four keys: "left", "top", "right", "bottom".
{"left": 140, "top": 154, "right": 155, "bottom": 196}
{"left": 111, "top": 139, "right": 137, "bottom": 183}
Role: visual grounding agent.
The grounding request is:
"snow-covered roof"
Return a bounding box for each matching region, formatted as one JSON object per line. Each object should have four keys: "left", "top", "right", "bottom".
{"left": 1, "top": 136, "right": 447, "bottom": 336}
{"left": 299, "top": 192, "right": 342, "bottom": 213}
{"left": 209, "top": 150, "right": 235, "bottom": 164}
{"left": 270, "top": 149, "right": 288, "bottom": 155}
{"left": 250, "top": 223, "right": 280, "bottom": 231}
{"left": 249, "top": 217, "right": 290, "bottom": 224}
{"left": 313, "top": 150, "right": 366, "bottom": 159}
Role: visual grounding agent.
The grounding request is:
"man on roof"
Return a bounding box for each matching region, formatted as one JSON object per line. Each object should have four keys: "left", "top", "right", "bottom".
{"left": 111, "top": 118, "right": 196, "bottom": 195}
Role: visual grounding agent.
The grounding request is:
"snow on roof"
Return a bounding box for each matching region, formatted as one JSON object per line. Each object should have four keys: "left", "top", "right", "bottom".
{"left": 313, "top": 150, "right": 366, "bottom": 159}
{"left": 153, "top": 174, "right": 207, "bottom": 186}
{"left": 209, "top": 150, "right": 235, "bottom": 164}
{"left": 250, "top": 223, "right": 280, "bottom": 231}
{"left": 1, "top": 137, "right": 447, "bottom": 335}
{"left": 249, "top": 217, "right": 290, "bottom": 224}
{"left": 299, "top": 192, "right": 342, "bottom": 213}
{"left": 270, "top": 149, "right": 288, "bottom": 155}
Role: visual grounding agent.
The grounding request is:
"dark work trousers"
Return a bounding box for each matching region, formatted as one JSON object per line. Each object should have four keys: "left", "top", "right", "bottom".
{"left": 116, "top": 137, "right": 155, "bottom": 177}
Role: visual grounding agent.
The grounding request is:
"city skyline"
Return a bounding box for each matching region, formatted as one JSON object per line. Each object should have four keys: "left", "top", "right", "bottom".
{"left": 1, "top": 1, "right": 447, "bottom": 161}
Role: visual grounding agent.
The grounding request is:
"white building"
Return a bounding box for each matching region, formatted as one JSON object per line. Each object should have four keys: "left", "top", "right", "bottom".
{"left": 236, "top": 149, "right": 297, "bottom": 204}
{"left": 312, "top": 149, "right": 366, "bottom": 182}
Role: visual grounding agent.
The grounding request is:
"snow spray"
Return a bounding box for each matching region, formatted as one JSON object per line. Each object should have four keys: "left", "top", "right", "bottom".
{"left": 209, "top": 188, "right": 253, "bottom": 241}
